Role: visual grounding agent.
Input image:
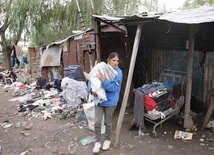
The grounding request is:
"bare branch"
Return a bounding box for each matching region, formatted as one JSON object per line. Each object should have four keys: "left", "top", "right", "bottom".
{"left": 0, "top": 22, "right": 9, "bottom": 32}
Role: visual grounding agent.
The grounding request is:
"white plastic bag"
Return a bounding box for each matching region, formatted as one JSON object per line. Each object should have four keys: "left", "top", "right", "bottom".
{"left": 83, "top": 102, "right": 105, "bottom": 134}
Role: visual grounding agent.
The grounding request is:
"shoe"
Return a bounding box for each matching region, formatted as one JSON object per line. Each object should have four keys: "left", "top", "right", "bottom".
{"left": 102, "top": 140, "right": 111, "bottom": 151}
{"left": 93, "top": 142, "right": 102, "bottom": 153}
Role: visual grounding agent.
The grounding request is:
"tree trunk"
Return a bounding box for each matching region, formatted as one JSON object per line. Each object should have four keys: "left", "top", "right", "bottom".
{"left": 2, "top": 45, "right": 13, "bottom": 70}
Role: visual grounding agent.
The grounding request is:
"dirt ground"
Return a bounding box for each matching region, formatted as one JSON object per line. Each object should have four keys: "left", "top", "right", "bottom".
{"left": 0, "top": 88, "right": 214, "bottom": 155}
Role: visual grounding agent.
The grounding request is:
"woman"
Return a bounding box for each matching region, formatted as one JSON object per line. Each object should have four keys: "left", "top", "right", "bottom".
{"left": 89, "top": 52, "right": 123, "bottom": 153}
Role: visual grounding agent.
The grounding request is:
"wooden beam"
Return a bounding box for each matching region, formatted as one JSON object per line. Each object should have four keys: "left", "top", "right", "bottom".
{"left": 202, "top": 93, "right": 214, "bottom": 129}
{"left": 183, "top": 24, "right": 199, "bottom": 129}
{"left": 94, "top": 20, "right": 101, "bottom": 63}
{"left": 203, "top": 52, "right": 208, "bottom": 106}
{"left": 114, "top": 24, "right": 144, "bottom": 147}
{"left": 93, "top": 17, "right": 126, "bottom": 33}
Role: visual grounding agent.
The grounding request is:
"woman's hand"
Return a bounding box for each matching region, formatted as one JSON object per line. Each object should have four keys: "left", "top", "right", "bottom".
{"left": 91, "top": 91, "right": 98, "bottom": 97}
{"left": 97, "top": 71, "right": 106, "bottom": 82}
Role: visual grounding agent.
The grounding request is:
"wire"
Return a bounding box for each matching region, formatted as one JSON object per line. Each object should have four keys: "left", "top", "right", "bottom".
{"left": 166, "top": 22, "right": 172, "bottom": 34}
{"left": 52, "top": 121, "right": 83, "bottom": 141}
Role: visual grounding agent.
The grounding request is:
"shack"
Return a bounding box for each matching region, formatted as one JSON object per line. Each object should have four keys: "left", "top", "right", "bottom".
{"left": 38, "top": 24, "right": 128, "bottom": 78}
{"left": 91, "top": 6, "right": 214, "bottom": 145}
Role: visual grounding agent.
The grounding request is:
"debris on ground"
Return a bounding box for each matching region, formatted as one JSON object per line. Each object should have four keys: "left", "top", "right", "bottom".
{"left": 174, "top": 130, "right": 193, "bottom": 140}
{"left": 80, "top": 135, "right": 95, "bottom": 146}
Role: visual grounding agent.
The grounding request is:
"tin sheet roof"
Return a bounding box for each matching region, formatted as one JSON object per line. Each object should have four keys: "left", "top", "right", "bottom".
{"left": 158, "top": 6, "right": 214, "bottom": 24}
{"left": 93, "top": 14, "right": 160, "bottom": 24}
{"left": 93, "top": 15, "right": 124, "bottom": 21}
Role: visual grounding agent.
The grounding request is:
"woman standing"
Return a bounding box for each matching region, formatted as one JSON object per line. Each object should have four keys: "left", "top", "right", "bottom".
{"left": 89, "top": 52, "right": 123, "bottom": 153}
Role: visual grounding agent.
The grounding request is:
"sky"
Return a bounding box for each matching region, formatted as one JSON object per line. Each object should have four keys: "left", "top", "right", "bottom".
{"left": 138, "top": 0, "right": 186, "bottom": 12}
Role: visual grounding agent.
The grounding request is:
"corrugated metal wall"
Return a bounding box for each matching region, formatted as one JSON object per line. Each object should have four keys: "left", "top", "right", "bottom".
{"left": 149, "top": 49, "right": 203, "bottom": 98}
{"left": 63, "top": 39, "right": 77, "bottom": 67}
{"left": 134, "top": 47, "right": 214, "bottom": 109}
{"left": 203, "top": 52, "right": 214, "bottom": 108}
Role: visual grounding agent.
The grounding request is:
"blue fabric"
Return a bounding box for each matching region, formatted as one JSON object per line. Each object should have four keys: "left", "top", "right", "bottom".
{"left": 20, "top": 55, "right": 24, "bottom": 63}
{"left": 163, "top": 80, "right": 177, "bottom": 97}
{"left": 12, "top": 51, "right": 20, "bottom": 67}
{"left": 152, "top": 81, "right": 165, "bottom": 90}
{"left": 163, "top": 80, "right": 177, "bottom": 89}
{"left": 137, "top": 84, "right": 157, "bottom": 94}
{"left": 53, "top": 78, "right": 62, "bottom": 92}
{"left": 88, "top": 67, "right": 123, "bottom": 107}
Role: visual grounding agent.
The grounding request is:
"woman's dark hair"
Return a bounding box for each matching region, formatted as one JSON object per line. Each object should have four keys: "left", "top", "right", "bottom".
{"left": 107, "top": 52, "right": 119, "bottom": 60}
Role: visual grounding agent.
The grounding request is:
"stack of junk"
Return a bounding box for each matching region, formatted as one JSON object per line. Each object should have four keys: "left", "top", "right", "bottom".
{"left": 4, "top": 65, "right": 91, "bottom": 126}
{"left": 132, "top": 69, "right": 187, "bottom": 137}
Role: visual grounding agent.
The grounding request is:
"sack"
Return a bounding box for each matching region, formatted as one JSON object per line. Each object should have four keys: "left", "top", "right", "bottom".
{"left": 64, "top": 65, "right": 86, "bottom": 81}
{"left": 83, "top": 102, "right": 105, "bottom": 134}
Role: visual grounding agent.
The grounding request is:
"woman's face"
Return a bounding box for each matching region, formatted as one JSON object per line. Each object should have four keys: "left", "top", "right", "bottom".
{"left": 108, "top": 56, "right": 119, "bottom": 69}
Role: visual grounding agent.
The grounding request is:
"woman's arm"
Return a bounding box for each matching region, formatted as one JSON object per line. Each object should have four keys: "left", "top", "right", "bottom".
{"left": 101, "top": 68, "right": 123, "bottom": 92}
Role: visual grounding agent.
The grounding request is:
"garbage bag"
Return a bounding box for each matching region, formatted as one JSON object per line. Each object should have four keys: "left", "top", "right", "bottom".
{"left": 64, "top": 65, "right": 86, "bottom": 81}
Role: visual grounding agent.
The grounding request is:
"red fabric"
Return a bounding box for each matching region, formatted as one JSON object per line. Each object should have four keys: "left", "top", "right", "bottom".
{"left": 144, "top": 95, "right": 157, "bottom": 111}
{"left": 16, "top": 82, "right": 25, "bottom": 88}
{"left": 168, "top": 98, "right": 176, "bottom": 109}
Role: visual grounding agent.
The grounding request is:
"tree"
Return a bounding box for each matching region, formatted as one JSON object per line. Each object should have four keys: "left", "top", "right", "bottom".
{"left": 31, "top": 0, "right": 139, "bottom": 46}
{"left": 0, "top": 0, "right": 45, "bottom": 70}
{"left": 183, "top": 0, "right": 214, "bottom": 9}
{"left": 0, "top": 0, "right": 155, "bottom": 69}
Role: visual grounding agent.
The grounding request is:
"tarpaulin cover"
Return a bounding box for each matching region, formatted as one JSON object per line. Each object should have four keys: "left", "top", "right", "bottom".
{"left": 14, "top": 45, "right": 22, "bottom": 62}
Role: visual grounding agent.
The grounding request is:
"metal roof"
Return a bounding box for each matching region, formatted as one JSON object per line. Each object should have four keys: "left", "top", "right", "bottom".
{"left": 46, "top": 7, "right": 214, "bottom": 47}
{"left": 93, "top": 14, "right": 160, "bottom": 25}
{"left": 158, "top": 6, "right": 214, "bottom": 24}
{"left": 92, "top": 15, "right": 124, "bottom": 21}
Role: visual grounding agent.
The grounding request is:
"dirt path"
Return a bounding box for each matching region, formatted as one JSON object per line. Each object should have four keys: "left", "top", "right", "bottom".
{"left": 0, "top": 88, "right": 214, "bottom": 155}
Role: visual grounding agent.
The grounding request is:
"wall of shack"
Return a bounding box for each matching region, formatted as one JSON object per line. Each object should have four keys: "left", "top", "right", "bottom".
{"left": 129, "top": 20, "right": 214, "bottom": 110}
{"left": 28, "top": 47, "right": 41, "bottom": 80}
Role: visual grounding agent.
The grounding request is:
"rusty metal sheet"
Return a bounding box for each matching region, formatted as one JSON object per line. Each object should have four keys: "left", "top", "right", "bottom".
{"left": 40, "top": 44, "right": 62, "bottom": 67}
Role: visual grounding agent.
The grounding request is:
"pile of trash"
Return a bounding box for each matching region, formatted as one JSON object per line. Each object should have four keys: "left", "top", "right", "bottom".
{"left": 7, "top": 85, "right": 86, "bottom": 122}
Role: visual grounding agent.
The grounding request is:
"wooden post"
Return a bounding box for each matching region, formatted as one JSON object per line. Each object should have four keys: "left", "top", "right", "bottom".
{"left": 183, "top": 24, "right": 199, "bottom": 129}
{"left": 76, "top": 42, "right": 83, "bottom": 68}
{"left": 114, "top": 24, "right": 143, "bottom": 147}
{"left": 28, "top": 48, "right": 31, "bottom": 74}
{"left": 94, "top": 19, "right": 101, "bottom": 63}
{"left": 203, "top": 53, "right": 209, "bottom": 106}
{"left": 202, "top": 93, "right": 214, "bottom": 129}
